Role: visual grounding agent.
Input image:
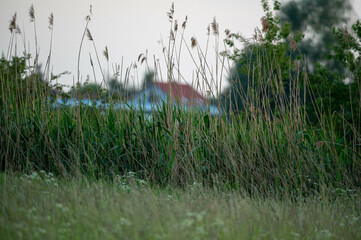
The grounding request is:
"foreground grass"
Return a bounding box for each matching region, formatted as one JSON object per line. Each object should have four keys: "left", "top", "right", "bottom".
{"left": 1, "top": 173, "right": 360, "bottom": 240}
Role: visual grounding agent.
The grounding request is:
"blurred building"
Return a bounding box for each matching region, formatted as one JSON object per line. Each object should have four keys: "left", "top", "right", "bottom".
{"left": 126, "top": 82, "right": 220, "bottom": 115}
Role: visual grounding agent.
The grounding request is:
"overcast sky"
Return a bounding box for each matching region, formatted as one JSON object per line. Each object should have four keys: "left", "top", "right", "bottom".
{"left": 1, "top": 0, "right": 360, "bottom": 94}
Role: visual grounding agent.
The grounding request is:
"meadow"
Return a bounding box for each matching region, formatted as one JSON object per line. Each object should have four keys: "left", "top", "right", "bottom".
{"left": 1, "top": 1, "right": 360, "bottom": 239}
{"left": 1, "top": 172, "right": 360, "bottom": 240}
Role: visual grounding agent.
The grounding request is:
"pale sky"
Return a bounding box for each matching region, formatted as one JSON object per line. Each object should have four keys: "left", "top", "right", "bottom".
{"left": 1, "top": 0, "right": 360, "bottom": 94}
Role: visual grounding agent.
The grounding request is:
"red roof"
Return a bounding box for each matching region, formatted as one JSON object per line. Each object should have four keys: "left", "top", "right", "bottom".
{"left": 153, "top": 82, "right": 206, "bottom": 105}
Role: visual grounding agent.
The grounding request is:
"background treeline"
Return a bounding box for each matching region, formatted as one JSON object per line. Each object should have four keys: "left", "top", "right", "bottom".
{"left": 221, "top": 0, "right": 360, "bottom": 132}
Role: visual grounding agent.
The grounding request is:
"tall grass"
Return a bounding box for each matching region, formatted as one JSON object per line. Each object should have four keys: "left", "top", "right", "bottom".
{"left": 0, "top": 3, "right": 360, "bottom": 198}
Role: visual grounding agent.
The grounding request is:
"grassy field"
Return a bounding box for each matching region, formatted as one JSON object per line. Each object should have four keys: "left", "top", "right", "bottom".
{"left": 1, "top": 173, "right": 360, "bottom": 240}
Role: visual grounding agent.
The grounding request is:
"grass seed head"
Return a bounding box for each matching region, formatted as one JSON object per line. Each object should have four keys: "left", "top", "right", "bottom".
{"left": 182, "top": 16, "right": 188, "bottom": 29}
{"left": 261, "top": 16, "right": 269, "bottom": 33}
{"left": 191, "top": 37, "right": 197, "bottom": 48}
{"left": 289, "top": 35, "right": 298, "bottom": 51}
{"left": 138, "top": 53, "right": 146, "bottom": 65}
{"left": 167, "top": 3, "right": 174, "bottom": 22}
{"left": 225, "top": 29, "right": 231, "bottom": 38}
{"left": 138, "top": 53, "right": 144, "bottom": 62}
{"left": 212, "top": 17, "right": 219, "bottom": 36}
{"left": 29, "top": 5, "right": 35, "bottom": 22}
{"left": 343, "top": 26, "right": 349, "bottom": 43}
{"left": 89, "top": 54, "right": 94, "bottom": 67}
{"left": 9, "top": 13, "right": 17, "bottom": 33}
{"left": 103, "top": 46, "right": 109, "bottom": 61}
{"left": 86, "top": 29, "right": 93, "bottom": 41}
{"left": 48, "top": 13, "right": 54, "bottom": 30}
{"left": 253, "top": 27, "right": 263, "bottom": 41}
{"left": 170, "top": 30, "right": 175, "bottom": 41}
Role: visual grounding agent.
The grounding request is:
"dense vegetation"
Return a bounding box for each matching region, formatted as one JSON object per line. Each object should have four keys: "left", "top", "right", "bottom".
{"left": 1, "top": 1, "right": 360, "bottom": 239}
{"left": 1, "top": 0, "right": 360, "bottom": 196}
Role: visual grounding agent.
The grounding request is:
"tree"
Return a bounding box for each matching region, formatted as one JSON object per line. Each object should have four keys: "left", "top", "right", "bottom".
{"left": 279, "top": 0, "right": 354, "bottom": 71}
{"left": 0, "top": 56, "right": 51, "bottom": 109}
{"left": 278, "top": 0, "right": 360, "bottom": 127}
{"left": 108, "top": 78, "right": 124, "bottom": 95}
{"left": 141, "top": 70, "right": 155, "bottom": 89}
{"left": 222, "top": 62, "right": 249, "bottom": 112}
{"left": 69, "top": 80, "right": 106, "bottom": 100}
{"left": 222, "top": 0, "right": 359, "bottom": 128}
{"left": 222, "top": 0, "right": 300, "bottom": 114}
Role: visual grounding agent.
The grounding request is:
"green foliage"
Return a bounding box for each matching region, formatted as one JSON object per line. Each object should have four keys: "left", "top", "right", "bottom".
{"left": 277, "top": 0, "right": 360, "bottom": 128}
{"left": 142, "top": 70, "right": 155, "bottom": 89}
{"left": 222, "top": 0, "right": 302, "bottom": 113}
{"left": 107, "top": 77, "right": 123, "bottom": 95}
{"left": 69, "top": 80, "right": 107, "bottom": 99}
{"left": 277, "top": 1, "right": 359, "bottom": 127}
{"left": 333, "top": 20, "right": 361, "bottom": 82}
{"left": 0, "top": 56, "right": 50, "bottom": 109}
{"left": 279, "top": 0, "right": 353, "bottom": 71}
{"left": 0, "top": 56, "right": 26, "bottom": 81}
{"left": 304, "top": 19, "right": 361, "bottom": 130}
{"left": 222, "top": 0, "right": 360, "bottom": 133}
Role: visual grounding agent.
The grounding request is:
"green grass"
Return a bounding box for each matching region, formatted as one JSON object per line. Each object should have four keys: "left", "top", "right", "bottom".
{"left": 1, "top": 93, "right": 359, "bottom": 196}
{"left": 1, "top": 173, "right": 360, "bottom": 240}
